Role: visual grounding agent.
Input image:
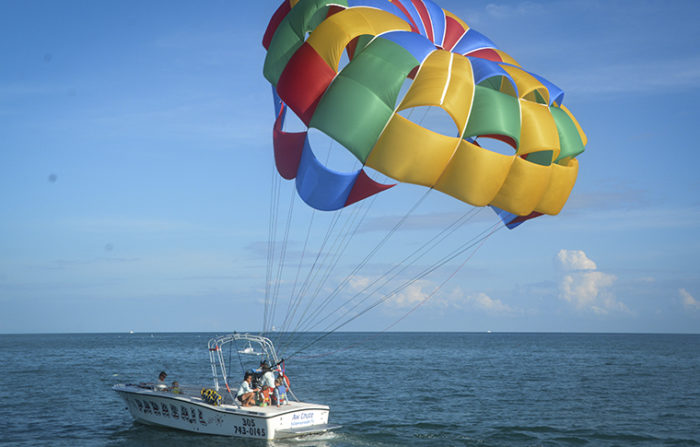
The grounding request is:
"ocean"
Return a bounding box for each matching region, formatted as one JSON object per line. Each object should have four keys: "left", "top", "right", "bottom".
{"left": 0, "top": 332, "right": 698, "bottom": 446}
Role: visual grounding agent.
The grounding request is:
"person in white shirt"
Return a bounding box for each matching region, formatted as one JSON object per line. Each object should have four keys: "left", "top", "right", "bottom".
{"left": 261, "top": 365, "right": 276, "bottom": 389}
{"left": 236, "top": 372, "right": 258, "bottom": 406}
{"left": 253, "top": 360, "right": 277, "bottom": 406}
{"left": 155, "top": 371, "right": 168, "bottom": 391}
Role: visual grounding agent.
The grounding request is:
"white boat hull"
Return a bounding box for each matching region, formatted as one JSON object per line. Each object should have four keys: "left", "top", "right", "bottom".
{"left": 114, "top": 384, "right": 338, "bottom": 439}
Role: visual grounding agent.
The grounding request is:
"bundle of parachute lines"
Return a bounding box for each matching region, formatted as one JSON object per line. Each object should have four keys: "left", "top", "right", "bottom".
{"left": 262, "top": 0, "right": 586, "bottom": 229}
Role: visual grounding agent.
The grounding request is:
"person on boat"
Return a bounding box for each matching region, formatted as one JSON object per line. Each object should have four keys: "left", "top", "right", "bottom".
{"left": 171, "top": 381, "right": 181, "bottom": 394}
{"left": 273, "top": 376, "right": 288, "bottom": 407}
{"left": 258, "top": 361, "right": 276, "bottom": 406}
{"left": 155, "top": 371, "right": 168, "bottom": 391}
{"left": 260, "top": 361, "right": 276, "bottom": 388}
{"left": 236, "top": 372, "right": 258, "bottom": 407}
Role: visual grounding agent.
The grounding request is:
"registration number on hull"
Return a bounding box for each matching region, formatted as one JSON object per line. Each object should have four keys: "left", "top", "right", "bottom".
{"left": 234, "top": 417, "right": 266, "bottom": 438}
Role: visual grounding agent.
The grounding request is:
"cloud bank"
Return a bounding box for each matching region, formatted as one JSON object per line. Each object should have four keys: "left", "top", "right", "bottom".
{"left": 378, "top": 279, "right": 515, "bottom": 316}
{"left": 556, "top": 249, "right": 625, "bottom": 314}
{"left": 464, "top": 291, "right": 515, "bottom": 314}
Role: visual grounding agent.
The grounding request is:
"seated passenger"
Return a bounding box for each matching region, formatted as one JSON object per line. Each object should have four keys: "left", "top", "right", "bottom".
{"left": 274, "top": 376, "right": 288, "bottom": 407}
{"left": 155, "top": 371, "right": 168, "bottom": 391}
{"left": 236, "top": 372, "right": 258, "bottom": 407}
{"left": 171, "top": 381, "right": 181, "bottom": 394}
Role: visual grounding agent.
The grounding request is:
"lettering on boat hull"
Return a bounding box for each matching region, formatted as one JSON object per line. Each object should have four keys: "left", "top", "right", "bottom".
{"left": 115, "top": 386, "right": 331, "bottom": 439}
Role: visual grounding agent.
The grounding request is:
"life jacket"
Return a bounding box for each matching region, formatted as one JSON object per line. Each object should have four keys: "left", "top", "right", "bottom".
{"left": 200, "top": 388, "right": 222, "bottom": 406}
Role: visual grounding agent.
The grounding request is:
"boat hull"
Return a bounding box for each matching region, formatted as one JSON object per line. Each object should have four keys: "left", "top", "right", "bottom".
{"left": 114, "top": 384, "right": 338, "bottom": 439}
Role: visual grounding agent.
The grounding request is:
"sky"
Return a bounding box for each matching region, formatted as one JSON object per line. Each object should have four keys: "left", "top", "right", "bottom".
{"left": 1, "top": 0, "right": 699, "bottom": 334}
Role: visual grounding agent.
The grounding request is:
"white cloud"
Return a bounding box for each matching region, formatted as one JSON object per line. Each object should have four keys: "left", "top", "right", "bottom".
{"left": 378, "top": 280, "right": 515, "bottom": 315}
{"left": 390, "top": 281, "right": 433, "bottom": 308}
{"left": 466, "top": 292, "right": 515, "bottom": 314}
{"left": 348, "top": 275, "right": 372, "bottom": 291}
{"left": 556, "top": 249, "right": 597, "bottom": 271}
{"left": 680, "top": 288, "right": 699, "bottom": 311}
{"left": 556, "top": 249, "right": 625, "bottom": 314}
{"left": 347, "top": 276, "right": 436, "bottom": 309}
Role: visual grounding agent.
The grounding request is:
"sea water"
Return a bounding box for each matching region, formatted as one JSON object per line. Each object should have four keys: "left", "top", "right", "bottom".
{"left": 0, "top": 332, "right": 698, "bottom": 446}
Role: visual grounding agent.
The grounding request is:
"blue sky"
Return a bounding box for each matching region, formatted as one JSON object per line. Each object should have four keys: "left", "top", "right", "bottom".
{"left": 1, "top": 0, "right": 699, "bottom": 334}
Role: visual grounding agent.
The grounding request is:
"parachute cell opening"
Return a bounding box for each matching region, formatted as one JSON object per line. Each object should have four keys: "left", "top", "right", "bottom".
{"left": 397, "top": 105, "right": 461, "bottom": 138}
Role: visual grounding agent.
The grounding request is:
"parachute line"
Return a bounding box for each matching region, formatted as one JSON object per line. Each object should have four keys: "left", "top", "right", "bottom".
{"left": 278, "top": 188, "right": 432, "bottom": 352}
{"left": 280, "top": 196, "right": 372, "bottom": 343}
{"left": 276, "top": 207, "right": 343, "bottom": 336}
{"left": 289, "top": 197, "right": 373, "bottom": 329}
{"left": 278, "top": 190, "right": 422, "bottom": 356}
{"left": 283, "top": 207, "right": 316, "bottom": 330}
{"left": 312, "top": 214, "right": 497, "bottom": 336}
{"left": 266, "top": 185, "right": 297, "bottom": 335}
{"left": 293, "top": 206, "right": 481, "bottom": 337}
{"left": 263, "top": 162, "right": 283, "bottom": 335}
{"left": 285, "top": 220, "right": 503, "bottom": 359}
{"left": 293, "top": 226, "right": 493, "bottom": 360}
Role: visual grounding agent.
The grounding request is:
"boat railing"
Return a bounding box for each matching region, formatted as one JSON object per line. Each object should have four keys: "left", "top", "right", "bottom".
{"left": 207, "top": 333, "right": 298, "bottom": 403}
{"left": 208, "top": 333, "right": 280, "bottom": 398}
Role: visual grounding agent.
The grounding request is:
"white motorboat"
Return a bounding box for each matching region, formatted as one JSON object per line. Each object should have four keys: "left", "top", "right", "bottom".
{"left": 114, "top": 333, "right": 340, "bottom": 439}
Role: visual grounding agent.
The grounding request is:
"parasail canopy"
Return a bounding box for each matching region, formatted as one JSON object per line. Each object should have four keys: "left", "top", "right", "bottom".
{"left": 262, "top": 0, "right": 586, "bottom": 227}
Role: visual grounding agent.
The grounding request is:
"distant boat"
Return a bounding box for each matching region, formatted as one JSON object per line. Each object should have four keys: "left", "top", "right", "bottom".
{"left": 129, "top": 330, "right": 134, "bottom": 334}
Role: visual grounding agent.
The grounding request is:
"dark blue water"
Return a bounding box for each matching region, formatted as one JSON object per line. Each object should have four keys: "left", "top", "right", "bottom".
{"left": 0, "top": 332, "right": 698, "bottom": 446}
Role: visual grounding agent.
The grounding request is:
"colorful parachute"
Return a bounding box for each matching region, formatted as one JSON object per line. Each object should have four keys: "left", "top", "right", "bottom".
{"left": 262, "top": 0, "right": 586, "bottom": 228}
